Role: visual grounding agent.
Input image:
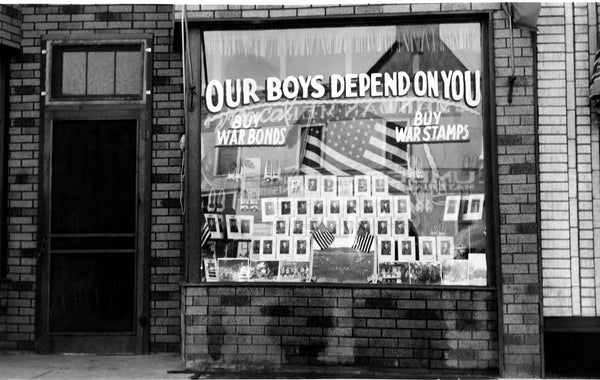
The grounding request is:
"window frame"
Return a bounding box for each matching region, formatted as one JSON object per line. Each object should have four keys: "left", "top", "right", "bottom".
{"left": 192, "top": 12, "right": 498, "bottom": 288}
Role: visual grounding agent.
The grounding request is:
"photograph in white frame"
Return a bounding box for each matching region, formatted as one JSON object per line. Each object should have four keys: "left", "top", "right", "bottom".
{"left": 204, "top": 213, "right": 223, "bottom": 239}
{"left": 393, "top": 195, "right": 411, "bottom": 219}
{"left": 278, "top": 198, "right": 292, "bottom": 218}
{"left": 327, "top": 198, "right": 342, "bottom": 216}
{"left": 308, "top": 219, "right": 320, "bottom": 234}
{"left": 203, "top": 258, "right": 218, "bottom": 282}
{"left": 343, "top": 197, "right": 358, "bottom": 217}
{"left": 305, "top": 175, "right": 321, "bottom": 197}
{"left": 293, "top": 198, "right": 309, "bottom": 217}
{"left": 260, "top": 237, "right": 276, "bottom": 260}
{"left": 261, "top": 198, "right": 277, "bottom": 222}
{"left": 337, "top": 176, "right": 354, "bottom": 196}
{"left": 291, "top": 217, "right": 307, "bottom": 236}
{"left": 287, "top": 175, "right": 305, "bottom": 197}
{"left": 238, "top": 216, "right": 254, "bottom": 240}
{"left": 360, "top": 197, "right": 376, "bottom": 218}
{"left": 292, "top": 237, "right": 310, "bottom": 262}
{"left": 392, "top": 218, "right": 408, "bottom": 236}
{"left": 321, "top": 175, "right": 337, "bottom": 196}
{"left": 276, "top": 236, "right": 292, "bottom": 260}
{"left": 443, "top": 195, "right": 461, "bottom": 221}
{"left": 354, "top": 175, "right": 371, "bottom": 196}
{"left": 323, "top": 217, "right": 339, "bottom": 236}
{"left": 251, "top": 239, "right": 261, "bottom": 260}
{"left": 237, "top": 241, "right": 251, "bottom": 258}
{"left": 357, "top": 219, "right": 374, "bottom": 235}
{"left": 437, "top": 236, "right": 454, "bottom": 262}
{"left": 341, "top": 219, "right": 357, "bottom": 237}
{"left": 377, "top": 237, "right": 394, "bottom": 263}
{"left": 310, "top": 198, "right": 326, "bottom": 218}
{"left": 418, "top": 236, "right": 437, "bottom": 261}
{"left": 272, "top": 218, "right": 289, "bottom": 236}
{"left": 376, "top": 196, "right": 393, "bottom": 216}
{"left": 464, "top": 194, "right": 485, "bottom": 221}
{"left": 372, "top": 175, "right": 388, "bottom": 195}
{"left": 225, "top": 215, "right": 241, "bottom": 240}
{"left": 375, "top": 218, "right": 391, "bottom": 236}
{"left": 398, "top": 236, "right": 416, "bottom": 261}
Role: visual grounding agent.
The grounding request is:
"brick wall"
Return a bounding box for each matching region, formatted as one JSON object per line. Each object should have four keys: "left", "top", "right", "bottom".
{"left": 538, "top": 3, "right": 599, "bottom": 317}
{"left": 5, "top": 4, "right": 183, "bottom": 351}
{"left": 0, "top": 5, "right": 21, "bottom": 51}
{"left": 182, "top": 285, "right": 498, "bottom": 373}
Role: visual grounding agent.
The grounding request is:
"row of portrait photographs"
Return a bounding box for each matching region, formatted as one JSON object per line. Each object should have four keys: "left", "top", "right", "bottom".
{"left": 376, "top": 236, "right": 455, "bottom": 263}
{"left": 203, "top": 214, "right": 254, "bottom": 240}
{"left": 262, "top": 195, "right": 411, "bottom": 222}
{"left": 272, "top": 216, "right": 411, "bottom": 238}
{"left": 443, "top": 193, "right": 485, "bottom": 221}
{"left": 245, "top": 236, "right": 311, "bottom": 262}
{"left": 288, "top": 174, "right": 390, "bottom": 198}
{"left": 378, "top": 254, "right": 487, "bottom": 286}
{"left": 204, "top": 259, "right": 311, "bottom": 282}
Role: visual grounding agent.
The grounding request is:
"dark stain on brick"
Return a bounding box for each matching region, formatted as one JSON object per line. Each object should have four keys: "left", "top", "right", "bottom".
{"left": 60, "top": 5, "right": 83, "bottom": 14}
{"left": 9, "top": 281, "right": 33, "bottom": 291}
{"left": 221, "top": 295, "right": 250, "bottom": 306}
{"left": 260, "top": 305, "right": 291, "bottom": 317}
{"left": 13, "top": 118, "right": 35, "bottom": 128}
{"left": 497, "top": 135, "right": 522, "bottom": 146}
{"left": 0, "top": 305, "right": 6, "bottom": 315}
{"left": 411, "top": 309, "right": 441, "bottom": 320}
{"left": 365, "top": 298, "right": 395, "bottom": 309}
{"left": 510, "top": 163, "right": 536, "bottom": 174}
{"left": 151, "top": 291, "right": 170, "bottom": 301}
{"left": 456, "top": 318, "right": 477, "bottom": 331}
{"left": 526, "top": 283, "right": 539, "bottom": 295}
{"left": 14, "top": 174, "right": 33, "bottom": 184}
{"left": 151, "top": 174, "right": 169, "bottom": 183}
{"left": 517, "top": 223, "right": 538, "bottom": 234}
{"left": 151, "top": 257, "right": 168, "bottom": 267}
{"left": 13, "top": 86, "right": 35, "bottom": 95}
{"left": 96, "top": 12, "right": 119, "bottom": 21}
{"left": 161, "top": 198, "right": 180, "bottom": 208}
{"left": 154, "top": 76, "right": 170, "bottom": 85}
{"left": 7, "top": 208, "right": 21, "bottom": 217}
{"left": 17, "top": 341, "right": 35, "bottom": 351}
{"left": 19, "top": 249, "right": 36, "bottom": 258}
{"left": 447, "top": 348, "right": 474, "bottom": 360}
{"left": 306, "top": 316, "right": 335, "bottom": 327}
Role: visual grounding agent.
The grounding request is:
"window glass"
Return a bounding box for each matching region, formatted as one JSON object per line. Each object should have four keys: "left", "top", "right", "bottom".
{"left": 116, "top": 51, "right": 143, "bottom": 95}
{"left": 62, "top": 52, "right": 86, "bottom": 95}
{"left": 200, "top": 22, "right": 488, "bottom": 286}
{"left": 87, "top": 51, "right": 115, "bottom": 95}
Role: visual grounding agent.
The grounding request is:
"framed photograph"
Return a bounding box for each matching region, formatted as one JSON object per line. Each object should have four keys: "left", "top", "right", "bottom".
{"left": 310, "top": 198, "right": 326, "bottom": 218}
{"left": 251, "top": 239, "right": 261, "bottom": 260}
{"left": 464, "top": 194, "right": 485, "bottom": 221}
{"left": 338, "top": 176, "right": 354, "bottom": 196}
{"left": 443, "top": 195, "right": 461, "bottom": 221}
{"left": 204, "top": 213, "right": 223, "bottom": 239}
{"left": 305, "top": 175, "right": 321, "bottom": 197}
{"left": 217, "top": 258, "right": 250, "bottom": 282}
{"left": 354, "top": 175, "right": 371, "bottom": 196}
{"left": 321, "top": 175, "right": 337, "bottom": 196}
{"left": 442, "top": 259, "right": 468, "bottom": 285}
{"left": 357, "top": 219, "right": 374, "bottom": 235}
{"left": 323, "top": 217, "right": 339, "bottom": 236}
{"left": 341, "top": 219, "right": 357, "bottom": 237}
{"left": 377, "top": 237, "right": 395, "bottom": 263}
{"left": 291, "top": 217, "right": 308, "bottom": 236}
{"left": 376, "top": 196, "right": 393, "bottom": 216}
{"left": 261, "top": 198, "right": 277, "bottom": 222}
{"left": 343, "top": 197, "right": 358, "bottom": 217}
{"left": 259, "top": 237, "right": 276, "bottom": 260}
{"left": 392, "top": 218, "right": 408, "bottom": 236}
{"left": 292, "top": 237, "right": 310, "bottom": 262}
{"left": 372, "top": 175, "right": 388, "bottom": 195}
{"left": 278, "top": 260, "right": 310, "bottom": 282}
{"left": 437, "top": 236, "right": 454, "bottom": 262}
{"left": 360, "top": 197, "right": 376, "bottom": 218}
{"left": 278, "top": 198, "right": 292, "bottom": 217}
{"left": 238, "top": 215, "right": 254, "bottom": 240}
{"left": 375, "top": 218, "right": 391, "bottom": 236}
{"left": 225, "top": 215, "right": 241, "bottom": 240}
{"left": 237, "top": 241, "right": 251, "bottom": 258}
{"left": 468, "top": 253, "right": 487, "bottom": 286}
{"left": 393, "top": 195, "right": 411, "bottom": 219}
{"left": 272, "top": 218, "right": 289, "bottom": 236}
{"left": 410, "top": 261, "right": 442, "bottom": 285}
{"left": 327, "top": 198, "right": 342, "bottom": 216}
{"left": 308, "top": 218, "right": 320, "bottom": 234}
{"left": 249, "top": 260, "right": 279, "bottom": 281}
{"left": 418, "top": 236, "right": 437, "bottom": 261}
{"left": 292, "top": 198, "right": 309, "bottom": 217}
{"left": 203, "top": 258, "right": 218, "bottom": 282}
{"left": 398, "top": 236, "right": 416, "bottom": 261}
{"left": 288, "top": 175, "right": 305, "bottom": 197}
{"left": 276, "top": 236, "right": 292, "bottom": 260}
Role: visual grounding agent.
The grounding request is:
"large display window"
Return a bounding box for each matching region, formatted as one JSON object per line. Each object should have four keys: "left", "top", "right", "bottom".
{"left": 200, "top": 21, "right": 490, "bottom": 286}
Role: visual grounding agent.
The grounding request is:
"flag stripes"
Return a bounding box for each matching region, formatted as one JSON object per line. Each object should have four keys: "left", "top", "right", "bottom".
{"left": 352, "top": 232, "right": 374, "bottom": 253}
{"left": 311, "top": 222, "right": 335, "bottom": 250}
{"left": 201, "top": 219, "right": 211, "bottom": 247}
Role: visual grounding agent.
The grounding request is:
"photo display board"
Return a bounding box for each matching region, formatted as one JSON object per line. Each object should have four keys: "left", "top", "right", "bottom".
{"left": 200, "top": 22, "right": 489, "bottom": 285}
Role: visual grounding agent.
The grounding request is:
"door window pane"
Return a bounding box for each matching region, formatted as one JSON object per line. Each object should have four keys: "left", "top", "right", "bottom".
{"left": 62, "top": 52, "right": 86, "bottom": 95}
{"left": 87, "top": 52, "right": 115, "bottom": 95}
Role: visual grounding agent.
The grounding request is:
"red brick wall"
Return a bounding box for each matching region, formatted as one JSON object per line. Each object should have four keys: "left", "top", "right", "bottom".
{"left": 5, "top": 4, "right": 183, "bottom": 352}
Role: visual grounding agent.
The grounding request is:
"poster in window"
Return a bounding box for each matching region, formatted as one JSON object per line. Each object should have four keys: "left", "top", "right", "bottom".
{"left": 442, "top": 259, "right": 468, "bottom": 285}
{"left": 410, "top": 261, "right": 442, "bottom": 285}
{"left": 379, "top": 261, "right": 410, "bottom": 284}
{"left": 217, "top": 258, "right": 250, "bottom": 282}
{"left": 204, "top": 258, "right": 218, "bottom": 282}
{"left": 312, "top": 238, "right": 375, "bottom": 283}
{"left": 418, "top": 236, "right": 437, "bottom": 261}
{"left": 321, "top": 175, "right": 337, "bottom": 197}
{"left": 249, "top": 260, "right": 279, "bottom": 281}
{"left": 468, "top": 253, "right": 487, "bottom": 286}
{"left": 278, "top": 260, "right": 310, "bottom": 282}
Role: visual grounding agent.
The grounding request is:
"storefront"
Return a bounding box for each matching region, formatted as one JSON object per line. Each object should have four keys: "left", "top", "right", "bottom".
{"left": 185, "top": 11, "right": 506, "bottom": 375}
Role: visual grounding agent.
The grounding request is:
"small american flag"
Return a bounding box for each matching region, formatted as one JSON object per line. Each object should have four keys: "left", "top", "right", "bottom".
{"left": 311, "top": 222, "right": 335, "bottom": 250}
{"left": 201, "top": 217, "right": 211, "bottom": 247}
{"left": 352, "top": 226, "right": 374, "bottom": 253}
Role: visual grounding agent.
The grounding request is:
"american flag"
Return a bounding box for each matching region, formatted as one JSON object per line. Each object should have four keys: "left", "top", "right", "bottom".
{"left": 201, "top": 217, "right": 211, "bottom": 247}
{"left": 352, "top": 226, "right": 374, "bottom": 253}
{"left": 300, "top": 110, "right": 409, "bottom": 194}
{"left": 311, "top": 222, "right": 335, "bottom": 250}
